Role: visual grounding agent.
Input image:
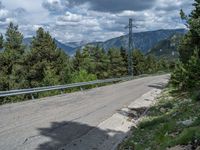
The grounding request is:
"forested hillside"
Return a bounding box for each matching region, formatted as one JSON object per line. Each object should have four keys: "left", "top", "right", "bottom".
{"left": 85, "top": 29, "right": 186, "bottom": 54}
{"left": 147, "top": 33, "right": 183, "bottom": 60}
{"left": 0, "top": 23, "right": 171, "bottom": 104}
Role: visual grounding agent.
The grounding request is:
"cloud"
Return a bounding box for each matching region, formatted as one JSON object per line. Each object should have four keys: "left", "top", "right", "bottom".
{"left": 42, "top": 0, "right": 64, "bottom": 14}
{"left": 43, "top": 0, "right": 156, "bottom": 13}
{"left": 68, "top": 0, "right": 156, "bottom": 12}
{"left": 0, "top": 0, "right": 195, "bottom": 42}
{"left": 13, "top": 8, "right": 27, "bottom": 17}
{"left": 58, "top": 12, "right": 83, "bottom": 22}
{"left": 155, "top": 0, "right": 193, "bottom": 12}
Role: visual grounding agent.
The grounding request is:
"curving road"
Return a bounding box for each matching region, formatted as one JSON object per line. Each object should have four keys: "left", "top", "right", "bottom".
{"left": 0, "top": 74, "right": 169, "bottom": 150}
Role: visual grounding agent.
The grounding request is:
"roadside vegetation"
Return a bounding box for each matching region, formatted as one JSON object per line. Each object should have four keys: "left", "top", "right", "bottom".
{"left": 119, "top": 87, "right": 200, "bottom": 150}
{"left": 0, "top": 24, "right": 171, "bottom": 104}
{"left": 119, "top": 0, "right": 200, "bottom": 149}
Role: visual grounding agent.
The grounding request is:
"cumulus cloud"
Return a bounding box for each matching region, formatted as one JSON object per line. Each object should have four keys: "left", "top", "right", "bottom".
{"left": 0, "top": 0, "right": 195, "bottom": 42}
{"left": 42, "top": 0, "right": 64, "bottom": 14}
{"left": 42, "top": 0, "right": 156, "bottom": 13}
{"left": 68, "top": 0, "right": 156, "bottom": 12}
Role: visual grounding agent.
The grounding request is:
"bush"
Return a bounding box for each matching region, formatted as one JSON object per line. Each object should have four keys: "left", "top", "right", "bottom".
{"left": 70, "top": 69, "right": 97, "bottom": 83}
{"left": 171, "top": 61, "right": 188, "bottom": 90}
{"left": 171, "top": 48, "right": 200, "bottom": 90}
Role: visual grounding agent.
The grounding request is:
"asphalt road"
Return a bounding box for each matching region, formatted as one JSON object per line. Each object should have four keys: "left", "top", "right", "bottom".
{"left": 0, "top": 74, "right": 169, "bottom": 150}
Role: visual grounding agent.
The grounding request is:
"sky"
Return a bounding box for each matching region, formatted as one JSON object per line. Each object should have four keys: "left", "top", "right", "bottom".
{"left": 0, "top": 0, "right": 194, "bottom": 43}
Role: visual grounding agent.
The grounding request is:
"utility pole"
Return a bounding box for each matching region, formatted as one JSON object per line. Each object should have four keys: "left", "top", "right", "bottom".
{"left": 125, "top": 18, "right": 134, "bottom": 76}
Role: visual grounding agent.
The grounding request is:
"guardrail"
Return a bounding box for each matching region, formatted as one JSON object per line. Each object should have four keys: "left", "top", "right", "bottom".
{"left": 0, "top": 76, "right": 133, "bottom": 98}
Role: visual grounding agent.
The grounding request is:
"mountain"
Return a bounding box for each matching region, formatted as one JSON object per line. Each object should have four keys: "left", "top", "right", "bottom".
{"left": 65, "top": 41, "right": 88, "bottom": 48}
{"left": 85, "top": 29, "right": 186, "bottom": 54}
{"left": 23, "top": 38, "right": 75, "bottom": 55}
{"left": 147, "top": 33, "right": 183, "bottom": 60}
{"left": 23, "top": 29, "right": 186, "bottom": 56}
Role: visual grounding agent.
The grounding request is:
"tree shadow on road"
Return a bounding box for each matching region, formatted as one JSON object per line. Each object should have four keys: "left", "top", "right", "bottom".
{"left": 37, "top": 121, "right": 126, "bottom": 150}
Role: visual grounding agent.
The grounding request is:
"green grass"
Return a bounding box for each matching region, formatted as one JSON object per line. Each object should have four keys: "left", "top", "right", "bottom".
{"left": 119, "top": 87, "right": 200, "bottom": 150}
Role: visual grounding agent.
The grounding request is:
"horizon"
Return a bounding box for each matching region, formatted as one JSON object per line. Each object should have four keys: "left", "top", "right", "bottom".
{"left": 24, "top": 28, "right": 186, "bottom": 44}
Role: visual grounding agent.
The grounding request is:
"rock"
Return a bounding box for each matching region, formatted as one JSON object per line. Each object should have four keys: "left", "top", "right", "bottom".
{"left": 196, "top": 146, "right": 200, "bottom": 150}
{"left": 167, "top": 145, "right": 185, "bottom": 150}
{"left": 182, "top": 119, "right": 193, "bottom": 126}
{"left": 160, "top": 107, "right": 166, "bottom": 113}
{"left": 167, "top": 145, "right": 192, "bottom": 150}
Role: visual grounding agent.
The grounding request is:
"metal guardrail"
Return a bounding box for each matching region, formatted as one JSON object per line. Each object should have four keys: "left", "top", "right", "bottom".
{"left": 0, "top": 76, "right": 133, "bottom": 98}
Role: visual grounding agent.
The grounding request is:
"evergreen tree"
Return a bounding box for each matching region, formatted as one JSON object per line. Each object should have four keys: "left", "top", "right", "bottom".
{"left": 171, "top": 1, "right": 200, "bottom": 90}
{"left": 108, "top": 48, "right": 126, "bottom": 77}
{"left": 0, "top": 34, "right": 3, "bottom": 49}
{"left": 0, "top": 53, "right": 8, "bottom": 91}
{"left": 73, "top": 49, "right": 84, "bottom": 71}
{"left": 90, "top": 46, "right": 110, "bottom": 79}
{"left": 179, "top": 0, "right": 200, "bottom": 63}
{"left": 2, "top": 22, "right": 26, "bottom": 90}
{"left": 70, "top": 69, "right": 97, "bottom": 83}
{"left": 4, "top": 22, "right": 25, "bottom": 55}
{"left": 56, "top": 50, "right": 72, "bottom": 84}
{"left": 42, "top": 66, "right": 60, "bottom": 86}
{"left": 80, "top": 46, "right": 94, "bottom": 73}
{"left": 73, "top": 46, "right": 110, "bottom": 79}
{"left": 145, "top": 55, "right": 157, "bottom": 74}
{"left": 132, "top": 49, "right": 145, "bottom": 75}
{"left": 120, "top": 46, "right": 128, "bottom": 75}
{"left": 27, "top": 27, "right": 71, "bottom": 87}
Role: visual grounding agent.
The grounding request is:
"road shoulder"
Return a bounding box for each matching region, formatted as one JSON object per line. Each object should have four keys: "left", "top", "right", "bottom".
{"left": 60, "top": 88, "right": 163, "bottom": 150}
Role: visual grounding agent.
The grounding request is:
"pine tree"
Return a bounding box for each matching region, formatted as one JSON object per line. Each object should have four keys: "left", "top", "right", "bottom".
{"left": 171, "top": 1, "right": 200, "bottom": 90}
{"left": 179, "top": 0, "right": 200, "bottom": 63}
{"left": 27, "top": 27, "right": 71, "bottom": 87}
{"left": 4, "top": 22, "right": 25, "bottom": 55}
{"left": 132, "top": 49, "right": 145, "bottom": 75}
{"left": 190, "top": 0, "right": 200, "bottom": 19}
{"left": 73, "top": 49, "right": 84, "bottom": 71}
{"left": 2, "top": 22, "right": 26, "bottom": 90}
{"left": 42, "top": 66, "right": 60, "bottom": 86}
{"left": 108, "top": 48, "right": 126, "bottom": 77}
{"left": 80, "top": 46, "right": 94, "bottom": 73}
{"left": 120, "top": 46, "right": 128, "bottom": 76}
{"left": 90, "top": 46, "right": 110, "bottom": 79}
{"left": 70, "top": 69, "right": 97, "bottom": 83}
{"left": 185, "top": 48, "right": 200, "bottom": 88}
{"left": 145, "top": 55, "right": 157, "bottom": 74}
{"left": 0, "top": 34, "right": 3, "bottom": 49}
{"left": 0, "top": 53, "right": 8, "bottom": 91}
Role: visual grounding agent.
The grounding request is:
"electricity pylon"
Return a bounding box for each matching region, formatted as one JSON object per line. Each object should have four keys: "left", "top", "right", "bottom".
{"left": 125, "top": 18, "right": 135, "bottom": 76}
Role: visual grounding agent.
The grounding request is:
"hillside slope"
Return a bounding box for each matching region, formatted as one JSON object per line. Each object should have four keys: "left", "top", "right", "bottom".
{"left": 147, "top": 33, "right": 183, "bottom": 60}
{"left": 23, "top": 38, "right": 75, "bottom": 55}
{"left": 86, "top": 29, "right": 186, "bottom": 54}
{"left": 119, "top": 88, "right": 200, "bottom": 150}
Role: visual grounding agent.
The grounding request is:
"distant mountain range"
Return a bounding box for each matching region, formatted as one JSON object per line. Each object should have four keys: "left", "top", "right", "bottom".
{"left": 85, "top": 29, "right": 186, "bottom": 54}
{"left": 23, "top": 28, "right": 186, "bottom": 56}
{"left": 23, "top": 37, "right": 75, "bottom": 55}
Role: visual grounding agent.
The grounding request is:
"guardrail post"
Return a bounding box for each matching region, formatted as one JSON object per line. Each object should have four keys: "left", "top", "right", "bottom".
{"left": 60, "top": 89, "right": 64, "bottom": 94}
{"left": 80, "top": 87, "right": 83, "bottom": 91}
{"left": 31, "top": 94, "right": 34, "bottom": 100}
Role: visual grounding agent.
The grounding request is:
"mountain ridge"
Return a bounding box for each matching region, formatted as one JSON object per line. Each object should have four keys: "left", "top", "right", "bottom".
{"left": 23, "top": 37, "right": 75, "bottom": 55}
{"left": 84, "top": 28, "right": 186, "bottom": 54}
{"left": 23, "top": 28, "right": 186, "bottom": 55}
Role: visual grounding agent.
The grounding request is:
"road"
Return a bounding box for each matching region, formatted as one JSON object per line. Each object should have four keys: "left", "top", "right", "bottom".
{"left": 0, "top": 74, "right": 169, "bottom": 150}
